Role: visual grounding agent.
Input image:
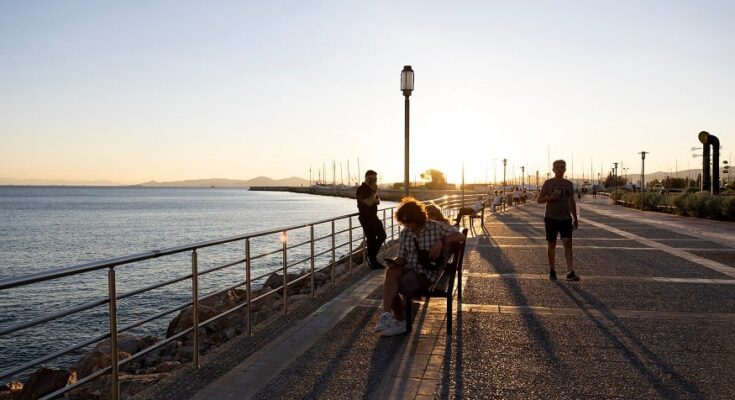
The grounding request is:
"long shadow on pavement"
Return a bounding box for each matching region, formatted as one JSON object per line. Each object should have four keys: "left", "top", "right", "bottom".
{"left": 556, "top": 283, "right": 705, "bottom": 398}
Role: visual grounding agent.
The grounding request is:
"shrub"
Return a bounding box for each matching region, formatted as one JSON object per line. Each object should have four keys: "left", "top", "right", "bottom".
{"left": 723, "top": 196, "right": 735, "bottom": 220}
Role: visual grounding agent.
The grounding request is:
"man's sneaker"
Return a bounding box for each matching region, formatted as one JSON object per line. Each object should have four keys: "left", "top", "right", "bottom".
{"left": 566, "top": 271, "right": 580, "bottom": 282}
{"left": 375, "top": 312, "right": 393, "bottom": 332}
{"left": 549, "top": 270, "right": 557, "bottom": 280}
{"left": 368, "top": 260, "right": 385, "bottom": 270}
{"left": 380, "top": 319, "right": 407, "bottom": 336}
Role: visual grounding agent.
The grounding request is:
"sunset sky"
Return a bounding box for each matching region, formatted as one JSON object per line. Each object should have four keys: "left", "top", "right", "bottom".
{"left": 1, "top": 1, "right": 733, "bottom": 185}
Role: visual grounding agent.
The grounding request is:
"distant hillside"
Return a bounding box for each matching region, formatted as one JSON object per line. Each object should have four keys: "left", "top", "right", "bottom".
{"left": 135, "top": 176, "right": 309, "bottom": 187}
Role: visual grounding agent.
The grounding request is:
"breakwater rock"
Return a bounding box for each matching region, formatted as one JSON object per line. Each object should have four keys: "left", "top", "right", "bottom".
{"left": 249, "top": 186, "right": 480, "bottom": 202}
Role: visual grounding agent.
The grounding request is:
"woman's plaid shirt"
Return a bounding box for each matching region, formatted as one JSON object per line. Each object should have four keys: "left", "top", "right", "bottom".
{"left": 398, "top": 220, "right": 459, "bottom": 282}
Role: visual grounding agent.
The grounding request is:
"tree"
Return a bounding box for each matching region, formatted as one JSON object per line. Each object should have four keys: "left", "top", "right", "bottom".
{"left": 603, "top": 173, "right": 626, "bottom": 188}
{"left": 420, "top": 169, "right": 448, "bottom": 190}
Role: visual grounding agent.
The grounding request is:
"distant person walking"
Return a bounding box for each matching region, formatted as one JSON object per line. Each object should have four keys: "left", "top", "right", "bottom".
{"left": 538, "top": 160, "right": 580, "bottom": 281}
{"left": 357, "top": 170, "right": 387, "bottom": 269}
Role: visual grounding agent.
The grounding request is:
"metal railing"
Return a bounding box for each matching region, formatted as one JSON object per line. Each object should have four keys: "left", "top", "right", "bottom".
{"left": 0, "top": 194, "right": 479, "bottom": 399}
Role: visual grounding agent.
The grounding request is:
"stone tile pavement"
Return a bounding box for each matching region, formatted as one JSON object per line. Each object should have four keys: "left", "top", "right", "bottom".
{"left": 191, "top": 197, "right": 735, "bottom": 399}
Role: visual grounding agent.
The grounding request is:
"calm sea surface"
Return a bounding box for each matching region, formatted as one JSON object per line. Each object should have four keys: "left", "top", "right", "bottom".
{"left": 0, "top": 186, "right": 398, "bottom": 380}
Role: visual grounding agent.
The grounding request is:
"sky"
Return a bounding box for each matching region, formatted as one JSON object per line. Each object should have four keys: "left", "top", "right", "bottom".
{"left": 1, "top": 1, "right": 734, "bottom": 185}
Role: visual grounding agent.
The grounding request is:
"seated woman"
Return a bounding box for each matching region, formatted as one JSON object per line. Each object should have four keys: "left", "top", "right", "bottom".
{"left": 491, "top": 191, "right": 503, "bottom": 212}
{"left": 425, "top": 204, "right": 451, "bottom": 225}
{"left": 453, "top": 200, "right": 484, "bottom": 227}
{"left": 375, "top": 198, "right": 464, "bottom": 336}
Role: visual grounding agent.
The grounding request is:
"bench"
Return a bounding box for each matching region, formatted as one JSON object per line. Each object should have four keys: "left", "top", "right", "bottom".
{"left": 404, "top": 228, "right": 468, "bottom": 333}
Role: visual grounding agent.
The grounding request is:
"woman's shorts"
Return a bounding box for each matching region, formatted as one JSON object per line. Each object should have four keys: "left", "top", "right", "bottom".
{"left": 398, "top": 268, "right": 432, "bottom": 298}
{"left": 544, "top": 217, "right": 573, "bottom": 242}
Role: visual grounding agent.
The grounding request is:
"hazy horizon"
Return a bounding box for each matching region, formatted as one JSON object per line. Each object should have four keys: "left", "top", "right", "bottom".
{"left": 2, "top": 1, "right": 734, "bottom": 185}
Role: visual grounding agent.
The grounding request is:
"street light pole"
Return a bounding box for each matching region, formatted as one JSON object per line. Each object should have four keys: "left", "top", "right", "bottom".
{"left": 613, "top": 162, "right": 619, "bottom": 201}
{"left": 521, "top": 166, "right": 525, "bottom": 190}
{"left": 401, "top": 65, "right": 414, "bottom": 198}
{"left": 502, "top": 158, "right": 507, "bottom": 199}
{"left": 639, "top": 151, "right": 648, "bottom": 210}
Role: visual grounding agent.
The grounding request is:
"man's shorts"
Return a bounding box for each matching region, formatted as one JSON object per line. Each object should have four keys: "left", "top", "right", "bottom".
{"left": 544, "top": 217, "right": 573, "bottom": 242}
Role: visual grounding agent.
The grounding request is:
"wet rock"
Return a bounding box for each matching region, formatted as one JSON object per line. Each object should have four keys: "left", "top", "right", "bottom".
{"left": 16, "top": 367, "right": 76, "bottom": 400}
{"left": 154, "top": 361, "right": 181, "bottom": 373}
{"left": 165, "top": 304, "right": 217, "bottom": 338}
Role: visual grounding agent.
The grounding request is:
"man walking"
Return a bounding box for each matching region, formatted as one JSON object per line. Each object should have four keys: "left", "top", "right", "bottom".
{"left": 538, "top": 160, "right": 580, "bottom": 281}
{"left": 357, "top": 170, "right": 387, "bottom": 269}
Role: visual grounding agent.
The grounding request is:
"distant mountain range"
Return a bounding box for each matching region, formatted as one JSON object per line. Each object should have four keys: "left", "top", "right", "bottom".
{"left": 134, "top": 176, "right": 310, "bottom": 187}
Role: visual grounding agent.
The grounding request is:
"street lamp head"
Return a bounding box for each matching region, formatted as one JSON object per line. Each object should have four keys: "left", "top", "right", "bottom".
{"left": 698, "top": 131, "right": 709, "bottom": 144}
{"left": 401, "top": 65, "right": 414, "bottom": 97}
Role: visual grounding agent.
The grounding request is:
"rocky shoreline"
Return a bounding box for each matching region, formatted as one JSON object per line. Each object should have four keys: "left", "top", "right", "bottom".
{"left": 1, "top": 242, "right": 396, "bottom": 400}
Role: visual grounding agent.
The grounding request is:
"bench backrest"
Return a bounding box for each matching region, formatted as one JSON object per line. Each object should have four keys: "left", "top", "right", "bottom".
{"left": 444, "top": 229, "right": 468, "bottom": 272}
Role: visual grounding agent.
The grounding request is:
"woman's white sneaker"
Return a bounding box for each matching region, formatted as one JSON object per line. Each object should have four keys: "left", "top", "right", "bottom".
{"left": 375, "top": 312, "right": 394, "bottom": 332}
{"left": 380, "top": 319, "right": 407, "bottom": 336}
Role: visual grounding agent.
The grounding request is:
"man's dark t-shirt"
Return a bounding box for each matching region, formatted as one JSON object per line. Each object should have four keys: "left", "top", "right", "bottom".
{"left": 356, "top": 183, "right": 377, "bottom": 218}
{"left": 540, "top": 178, "right": 574, "bottom": 220}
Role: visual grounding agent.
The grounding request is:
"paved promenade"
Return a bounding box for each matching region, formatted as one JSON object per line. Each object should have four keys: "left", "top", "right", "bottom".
{"left": 192, "top": 197, "right": 735, "bottom": 399}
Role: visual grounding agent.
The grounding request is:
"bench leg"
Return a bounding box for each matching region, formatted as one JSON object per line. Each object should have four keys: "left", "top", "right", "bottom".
{"left": 404, "top": 294, "right": 413, "bottom": 333}
{"left": 446, "top": 295, "right": 452, "bottom": 333}
{"left": 458, "top": 267, "right": 462, "bottom": 300}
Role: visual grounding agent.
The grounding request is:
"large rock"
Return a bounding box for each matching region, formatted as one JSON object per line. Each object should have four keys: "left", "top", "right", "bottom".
{"left": 165, "top": 304, "right": 217, "bottom": 338}
{"left": 93, "top": 333, "right": 148, "bottom": 355}
{"left": 16, "top": 367, "right": 76, "bottom": 400}
{"left": 72, "top": 350, "right": 132, "bottom": 380}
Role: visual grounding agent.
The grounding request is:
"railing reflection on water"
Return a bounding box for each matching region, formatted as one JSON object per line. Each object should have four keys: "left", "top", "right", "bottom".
{"left": 0, "top": 194, "right": 479, "bottom": 399}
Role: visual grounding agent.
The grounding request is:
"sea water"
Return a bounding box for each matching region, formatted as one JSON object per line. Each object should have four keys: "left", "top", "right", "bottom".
{"left": 0, "top": 186, "right": 398, "bottom": 380}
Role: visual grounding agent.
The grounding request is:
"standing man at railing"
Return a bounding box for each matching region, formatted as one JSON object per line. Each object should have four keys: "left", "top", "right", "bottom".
{"left": 538, "top": 159, "right": 580, "bottom": 281}
{"left": 357, "top": 170, "right": 387, "bottom": 269}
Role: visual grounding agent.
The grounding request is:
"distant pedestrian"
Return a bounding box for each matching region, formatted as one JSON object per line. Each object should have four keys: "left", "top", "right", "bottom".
{"left": 592, "top": 186, "right": 597, "bottom": 199}
{"left": 357, "top": 170, "right": 387, "bottom": 269}
{"left": 538, "top": 160, "right": 580, "bottom": 281}
{"left": 512, "top": 187, "right": 521, "bottom": 205}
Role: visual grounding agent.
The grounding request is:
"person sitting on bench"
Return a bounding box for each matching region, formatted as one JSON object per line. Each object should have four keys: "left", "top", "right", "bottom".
{"left": 426, "top": 204, "right": 451, "bottom": 225}
{"left": 453, "top": 200, "right": 484, "bottom": 226}
{"left": 375, "top": 197, "right": 465, "bottom": 336}
{"left": 491, "top": 191, "right": 503, "bottom": 212}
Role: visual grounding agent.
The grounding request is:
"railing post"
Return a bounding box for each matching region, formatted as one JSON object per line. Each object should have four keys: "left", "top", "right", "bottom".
{"left": 191, "top": 249, "right": 200, "bottom": 368}
{"left": 391, "top": 208, "right": 394, "bottom": 241}
{"left": 107, "top": 268, "right": 119, "bottom": 400}
{"left": 245, "top": 238, "right": 252, "bottom": 336}
{"left": 310, "top": 225, "right": 315, "bottom": 298}
{"left": 331, "top": 221, "right": 336, "bottom": 284}
{"left": 282, "top": 231, "right": 288, "bottom": 314}
{"left": 348, "top": 218, "right": 353, "bottom": 275}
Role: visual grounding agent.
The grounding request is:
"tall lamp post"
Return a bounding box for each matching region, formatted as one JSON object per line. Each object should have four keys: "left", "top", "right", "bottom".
{"left": 639, "top": 151, "right": 648, "bottom": 210}
{"left": 612, "top": 162, "right": 619, "bottom": 200}
{"left": 502, "top": 159, "right": 507, "bottom": 198}
{"left": 401, "top": 65, "right": 414, "bottom": 197}
{"left": 521, "top": 166, "right": 525, "bottom": 190}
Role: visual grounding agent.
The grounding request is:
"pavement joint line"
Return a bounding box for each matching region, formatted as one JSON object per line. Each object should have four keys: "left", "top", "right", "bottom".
{"left": 477, "top": 244, "right": 658, "bottom": 250}
{"left": 488, "top": 236, "right": 711, "bottom": 241}
{"left": 583, "top": 203, "right": 735, "bottom": 248}
{"left": 458, "top": 302, "right": 735, "bottom": 321}
{"left": 189, "top": 270, "right": 386, "bottom": 400}
{"left": 582, "top": 217, "right": 735, "bottom": 278}
{"left": 464, "top": 272, "right": 735, "bottom": 284}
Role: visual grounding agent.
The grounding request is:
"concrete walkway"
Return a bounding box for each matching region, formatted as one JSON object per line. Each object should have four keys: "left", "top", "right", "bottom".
{"left": 193, "top": 197, "right": 735, "bottom": 399}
